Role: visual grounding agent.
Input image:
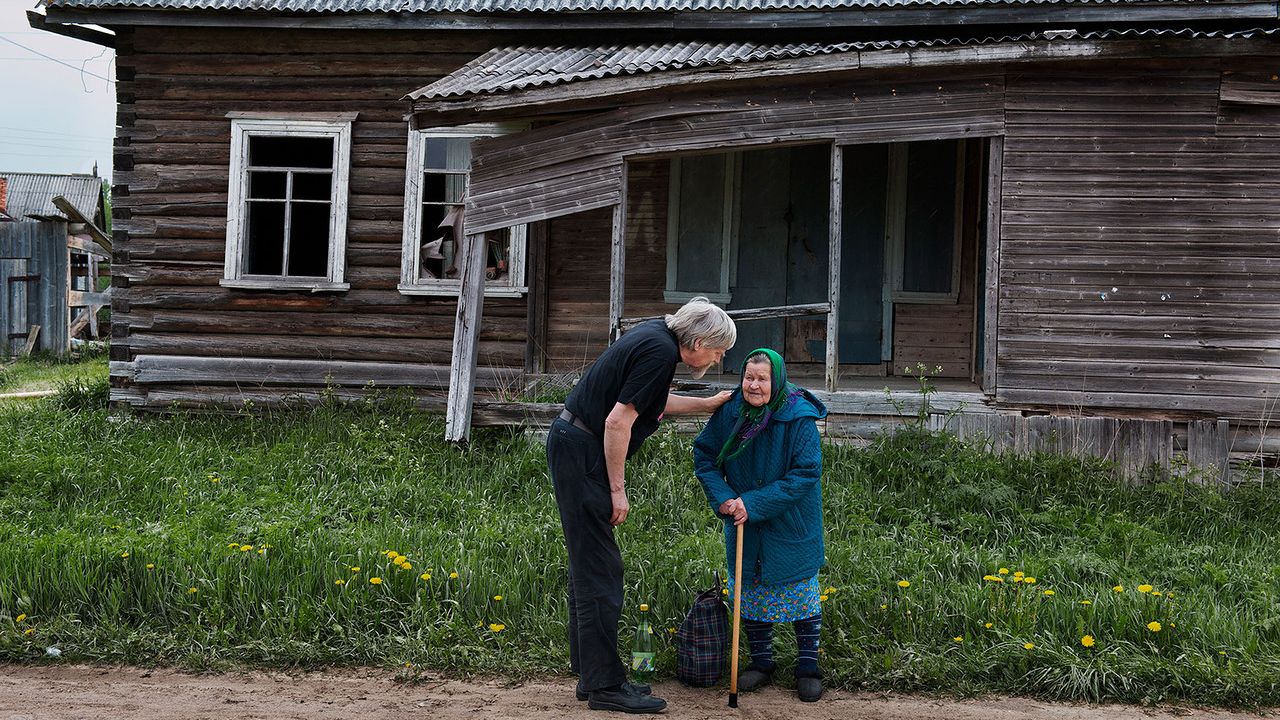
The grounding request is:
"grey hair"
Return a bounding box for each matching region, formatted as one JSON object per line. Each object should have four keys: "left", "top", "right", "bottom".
{"left": 664, "top": 296, "right": 737, "bottom": 350}
{"left": 745, "top": 351, "right": 771, "bottom": 366}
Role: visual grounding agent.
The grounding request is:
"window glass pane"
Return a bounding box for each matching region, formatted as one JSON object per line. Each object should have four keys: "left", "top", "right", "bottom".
{"left": 418, "top": 204, "right": 455, "bottom": 280}
{"left": 245, "top": 201, "right": 285, "bottom": 275}
{"left": 484, "top": 231, "right": 511, "bottom": 285}
{"left": 287, "top": 202, "right": 332, "bottom": 277}
{"left": 424, "top": 137, "right": 472, "bottom": 171}
{"left": 674, "top": 154, "right": 727, "bottom": 294}
{"left": 422, "top": 172, "right": 467, "bottom": 204}
{"left": 902, "top": 140, "right": 958, "bottom": 294}
{"left": 249, "top": 135, "right": 334, "bottom": 169}
{"left": 248, "top": 171, "right": 287, "bottom": 200}
{"left": 292, "top": 172, "right": 333, "bottom": 201}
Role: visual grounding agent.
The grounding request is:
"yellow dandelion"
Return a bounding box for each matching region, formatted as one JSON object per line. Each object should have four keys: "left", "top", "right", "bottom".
{"left": 953, "top": 636, "right": 964, "bottom": 643}
{"left": 1080, "top": 600, "right": 1092, "bottom": 606}
{"left": 239, "top": 545, "right": 252, "bottom": 552}
{"left": 819, "top": 594, "right": 829, "bottom": 602}
{"left": 897, "top": 580, "right": 910, "bottom": 588}
{"left": 984, "top": 623, "right": 993, "bottom": 629}
{"left": 1147, "top": 621, "right": 1162, "bottom": 632}
{"left": 258, "top": 548, "right": 266, "bottom": 555}
{"left": 1011, "top": 577, "right": 1023, "bottom": 584}
{"left": 824, "top": 586, "right": 837, "bottom": 594}
{"left": 1167, "top": 592, "right": 1175, "bottom": 599}
{"left": 1170, "top": 623, "right": 1176, "bottom": 628}
{"left": 1113, "top": 585, "right": 1124, "bottom": 593}
{"left": 350, "top": 566, "right": 360, "bottom": 572}
{"left": 880, "top": 604, "right": 888, "bottom": 610}
{"left": 1138, "top": 584, "right": 1153, "bottom": 594}
{"left": 488, "top": 623, "right": 506, "bottom": 633}
{"left": 24, "top": 628, "right": 34, "bottom": 636}
{"left": 998, "top": 568, "right": 1009, "bottom": 575}
{"left": 370, "top": 577, "right": 383, "bottom": 585}
{"left": 120, "top": 552, "right": 129, "bottom": 558}
{"left": 227, "top": 543, "right": 239, "bottom": 548}
{"left": 1043, "top": 589, "right": 1054, "bottom": 596}
{"left": 386, "top": 551, "right": 399, "bottom": 559}
{"left": 982, "top": 575, "right": 999, "bottom": 582}
{"left": 1013, "top": 571, "right": 1024, "bottom": 578}
{"left": 1081, "top": 635, "right": 1096, "bottom": 648}
{"left": 15, "top": 614, "right": 26, "bottom": 623}
{"left": 1024, "top": 577, "right": 1037, "bottom": 585}
{"left": 1219, "top": 651, "right": 1227, "bottom": 656}
{"left": 1152, "top": 591, "right": 1163, "bottom": 597}
{"left": 667, "top": 627, "right": 676, "bottom": 634}
{"left": 335, "top": 579, "right": 345, "bottom": 585}
{"left": 420, "top": 573, "right": 432, "bottom": 581}
{"left": 449, "top": 572, "right": 459, "bottom": 579}
{"left": 493, "top": 595, "right": 503, "bottom": 601}
{"left": 188, "top": 587, "right": 198, "bottom": 594}
{"left": 1024, "top": 642, "right": 1035, "bottom": 650}
{"left": 992, "top": 576, "right": 1004, "bottom": 583}
{"left": 401, "top": 562, "right": 413, "bottom": 570}
{"left": 146, "top": 563, "right": 155, "bottom": 570}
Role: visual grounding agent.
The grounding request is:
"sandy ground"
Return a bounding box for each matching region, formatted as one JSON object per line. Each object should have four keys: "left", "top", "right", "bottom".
{"left": 0, "top": 665, "right": 1270, "bottom": 720}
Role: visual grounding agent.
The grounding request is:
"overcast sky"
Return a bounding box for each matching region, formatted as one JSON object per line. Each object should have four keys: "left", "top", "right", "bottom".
{"left": 0, "top": 0, "right": 116, "bottom": 180}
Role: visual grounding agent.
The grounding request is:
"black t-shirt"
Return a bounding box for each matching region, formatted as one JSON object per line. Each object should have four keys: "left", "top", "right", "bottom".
{"left": 564, "top": 319, "right": 680, "bottom": 458}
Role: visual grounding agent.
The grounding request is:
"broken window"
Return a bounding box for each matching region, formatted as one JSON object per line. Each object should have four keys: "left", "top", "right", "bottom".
{"left": 400, "top": 125, "right": 528, "bottom": 297}
{"left": 222, "top": 116, "right": 353, "bottom": 291}
{"left": 665, "top": 153, "right": 738, "bottom": 304}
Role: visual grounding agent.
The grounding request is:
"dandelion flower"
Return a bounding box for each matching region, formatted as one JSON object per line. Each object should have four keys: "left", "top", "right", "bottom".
{"left": 120, "top": 552, "right": 129, "bottom": 558}
{"left": 493, "top": 595, "right": 503, "bottom": 601}
{"left": 819, "top": 594, "right": 829, "bottom": 602}
{"left": 1167, "top": 592, "right": 1175, "bottom": 599}
{"left": 257, "top": 548, "right": 266, "bottom": 555}
{"left": 401, "top": 562, "right": 413, "bottom": 571}
{"left": 667, "top": 627, "right": 676, "bottom": 634}
{"left": 15, "top": 614, "right": 26, "bottom": 623}
{"left": 350, "top": 567, "right": 361, "bottom": 573}
{"left": 953, "top": 636, "right": 964, "bottom": 643}
{"left": 1137, "top": 584, "right": 1153, "bottom": 594}
{"left": 1013, "top": 571, "right": 1024, "bottom": 579}
{"left": 335, "top": 579, "right": 345, "bottom": 585}
{"left": 1170, "top": 623, "right": 1176, "bottom": 629}
{"left": 982, "top": 575, "right": 999, "bottom": 582}
{"left": 488, "top": 623, "right": 506, "bottom": 633}
{"left": 385, "top": 551, "right": 398, "bottom": 559}
{"left": 1024, "top": 642, "right": 1035, "bottom": 650}
{"left": 1152, "top": 591, "right": 1163, "bottom": 597}
{"left": 825, "top": 586, "right": 837, "bottom": 594}
{"left": 227, "top": 543, "right": 239, "bottom": 548}
{"left": 146, "top": 563, "right": 155, "bottom": 570}
{"left": 1081, "top": 635, "right": 1096, "bottom": 648}
{"left": 188, "top": 587, "right": 198, "bottom": 594}
{"left": 880, "top": 604, "right": 888, "bottom": 610}
{"left": 370, "top": 577, "right": 383, "bottom": 585}
{"left": 1219, "top": 651, "right": 1227, "bottom": 656}
{"left": 897, "top": 580, "right": 910, "bottom": 588}
{"left": 1080, "top": 600, "right": 1092, "bottom": 606}
{"left": 420, "top": 573, "right": 431, "bottom": 581}
{"left": 239, "top": 545, "right": 252, "bottom": 552}
{"left": 1011, "top": 577, "right": 1023, "bottom": 584}
{"left": 984, "top": 623, "right": 993, "bottom": 629}
{"left": 449, "top": 572, "right": 459, "bottom": 579}
{"left": 998, "top": 568, "right": 1009, "bottom": 575}
{"left": 723, "top": 588, "right": 729, "bottom": 596}
{"left": 24, "top": 628, "right": 34, "bottom": 636}
{"left": 1043, "top": 590, "right": 1054, "bottom": 596}
{"left": 1113, "top": 585, "right": 1124, "bottom": 593}
{"left": 1147, "top": 621, "right": 1162, "bottom": 632}
{"left": 1024, "top": 577, "right": 1037, "bottom": 585}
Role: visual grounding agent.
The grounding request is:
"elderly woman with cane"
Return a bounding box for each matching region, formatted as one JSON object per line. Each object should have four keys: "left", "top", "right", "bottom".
{"left": 693, "top": 348, "right": 828, "bottom": 703}
{"left": 548, "top": 297, "right": 736, "bottom": 714}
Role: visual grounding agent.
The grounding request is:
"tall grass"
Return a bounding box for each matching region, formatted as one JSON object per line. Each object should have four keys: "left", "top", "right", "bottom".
{"left": 0, "top": 393, "right": 1277, "bottom": 706}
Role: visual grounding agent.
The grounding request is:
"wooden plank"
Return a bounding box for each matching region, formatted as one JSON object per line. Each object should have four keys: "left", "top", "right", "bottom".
{"left": 1220, "top": 77, "right": 1280, "bottom": 106}
{"left": 983, "top": 135, "right": 1003, "bottom": 395}
{"left": 525, "top": 220, "right": 549, "bottom": 374}
{"left": 826, "top": 142, "right": 842, "bottom": 393}
{"left": 618, "top": 302, "right": 830, "bottom": 332}
{"left": 68, "top": 290, "right": 111, "bottom": 308}
{"left": 20, "top": 325, "right": 40, "bottom": 357}
{"left": 129, "top": 354, "right": 520, "bottom": 389}
{"left": 445, "top": 232, "right": 489, "bottom": 443}
{"left": 608, "top": 164, "right": 628, "bottom": 344}
{"left": 1187, "top": 418, "right": 1232, "bottom": 485}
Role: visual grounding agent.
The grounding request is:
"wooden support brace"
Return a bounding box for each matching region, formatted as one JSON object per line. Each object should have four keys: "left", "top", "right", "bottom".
{"left": 608, "top": 163, "right": 628, "bottom": 344}
{"left": 982, "top": 135, "right": 1004, "bottom": 396}
{"left": 825, "top": 143, "right": 843, "bottom": 393}
{"left": 445, "top": 232, "right": 489, "bottom": 443}
{"left": 21, "top": 325, "right": 41, "bottom": 357}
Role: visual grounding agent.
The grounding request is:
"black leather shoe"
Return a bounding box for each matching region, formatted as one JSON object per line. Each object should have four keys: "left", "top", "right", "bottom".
{"left": 737, "top": 666, "right": 774, "bottom": 692}
{"left": 796, "top": 675, "right": 823, "bottom": 702}
{"left": 577, "top": 681, "right": 652, "bottom": 702}
{"left": 587, "top": 684, "right": 667, "bottom": 713}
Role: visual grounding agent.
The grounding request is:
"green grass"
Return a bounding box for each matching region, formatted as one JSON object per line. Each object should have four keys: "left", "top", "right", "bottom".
{"left": 0, "top": 354, "right": 108, "bottom": 396}
{"left": 0, "top": 393, "right": 1278, "bottom": 707}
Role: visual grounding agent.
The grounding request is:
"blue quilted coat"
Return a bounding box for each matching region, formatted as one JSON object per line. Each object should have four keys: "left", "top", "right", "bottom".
{"left": 693, "top": 387, "right": 827, "bottom": 587}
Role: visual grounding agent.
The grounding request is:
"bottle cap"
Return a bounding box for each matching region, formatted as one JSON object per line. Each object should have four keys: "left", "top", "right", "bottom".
{"left": 639, "top": 604, "right": 649, "bottom": 611}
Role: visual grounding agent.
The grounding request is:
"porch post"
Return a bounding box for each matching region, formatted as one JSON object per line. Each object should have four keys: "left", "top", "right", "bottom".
{"left": 825, "top": 144, "right": 843, "bottom": 392}
{"left": 445, "top": 231, "right": 489, "bottom": 442}
{"left": 608, "top": 163, "right": 629, "bottom": 344}
{"left": 983, "top": 136, "right": 1004, "bottom": 395}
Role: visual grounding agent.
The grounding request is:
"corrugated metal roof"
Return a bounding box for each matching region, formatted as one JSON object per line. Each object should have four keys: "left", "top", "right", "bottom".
{"left": 0, "top": 172, "right": 103, "bottom": 222}
{"left": 410, "top": 26, "right": 1280, "bottom": 100}
{"left": 43, "top": 0, "right": 1261, "bottom": 12}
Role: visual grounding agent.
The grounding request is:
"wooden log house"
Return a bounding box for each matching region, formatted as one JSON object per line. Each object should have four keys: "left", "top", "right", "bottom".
{"left": 33, "top": 0, "right": 1280, "bottom": 478}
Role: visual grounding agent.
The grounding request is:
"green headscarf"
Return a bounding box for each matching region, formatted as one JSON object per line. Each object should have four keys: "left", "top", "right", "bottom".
{"left": 715, "top": 348, "right": 799, "bottom": 466}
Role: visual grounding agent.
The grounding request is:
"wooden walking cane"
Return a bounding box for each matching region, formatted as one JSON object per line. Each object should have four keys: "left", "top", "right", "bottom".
{"left": 728, "top": 522, "right": 744, "bottom": 708}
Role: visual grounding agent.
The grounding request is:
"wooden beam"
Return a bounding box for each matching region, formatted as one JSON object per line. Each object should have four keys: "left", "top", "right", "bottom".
{"left": 21, "top": 325, "right": 40, "bottom": 358}
{"left": 608, "top": 165, "right": 629, "bottom": 344}
{"left": 52, "top": 196, "right": 111, "bottom": 252}
{"left": 26, "top": 8, "right": 115, "bottom": 48}
{"left": 619, "top": 302, "right": 830, "bottom": 333}
{"left": 67, "top": 234, "right": 110, "bottom": 259}
{"left": 982, "top": 135, "right": 1004, "bottom": 396}
{"left": 69, "top": 290, "right": 111, "bottom": 308}
{"left": 445, "top": 232, "right": 490, "bottom": 443}
{"left": 525, "top": 220, "right": 549, "bottom": 374}
{"left": 826, "top": 143, "right": 843, "bottom": 393}
{"left": 1220, "top": 78, "right": 1280, "bottom": 106}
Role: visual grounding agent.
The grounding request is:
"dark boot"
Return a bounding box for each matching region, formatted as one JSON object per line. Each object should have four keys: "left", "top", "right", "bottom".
{"left": 796, "top": 669, "right": 823, "bottom": 702}
{"left": 587, "top": 683, "right": 667, "bottom": 714}
{"left": 737, "top": 664, "right": 775, "bottom": 692}
{"left": 577, "top": 681, "right": 652, "bottom": 702}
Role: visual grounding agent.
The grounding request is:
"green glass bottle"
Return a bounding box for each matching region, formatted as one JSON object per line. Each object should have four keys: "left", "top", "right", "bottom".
{"left": 630, "top": 603, "right": 656, "bottom": 684}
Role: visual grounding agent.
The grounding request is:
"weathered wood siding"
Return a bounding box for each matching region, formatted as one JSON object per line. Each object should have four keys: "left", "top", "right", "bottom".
{"left": 998, "top": 58, "right": 1280, "bottom": 421}
{"left": 109, "top": 27, "right": 526, "bottom": 405}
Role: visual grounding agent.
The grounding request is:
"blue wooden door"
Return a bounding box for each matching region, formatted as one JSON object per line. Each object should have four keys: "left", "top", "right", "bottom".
{"left": 838, "top": 144, "right": 888, "bottom": 364}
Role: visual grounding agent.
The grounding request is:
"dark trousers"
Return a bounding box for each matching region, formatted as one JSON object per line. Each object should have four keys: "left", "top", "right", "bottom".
{"left": 546, "top": 417, "right": 627, "bottom": 692}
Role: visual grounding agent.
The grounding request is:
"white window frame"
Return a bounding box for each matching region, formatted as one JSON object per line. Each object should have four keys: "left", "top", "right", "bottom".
{"left": 664, "top": 153, "right": 739, "bottom": 305}
{"left": 399, "top": 123, "right": 529, "bottom": 298}
{"left": 221, "top": 114, "right": 354, "bottom": 292}
{"left": 887, "top": 141, "right": 965, "bottom": 305}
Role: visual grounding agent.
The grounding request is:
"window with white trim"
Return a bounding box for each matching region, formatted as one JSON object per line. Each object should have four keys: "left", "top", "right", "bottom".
{"left": 665, "top": 153, "right": 739, "bottom": 304}
{"left": 400, "top": 124, "right": 528, "bottom": 297}
{"left": 222, "top": 116, "right": 353, "bottom": 292}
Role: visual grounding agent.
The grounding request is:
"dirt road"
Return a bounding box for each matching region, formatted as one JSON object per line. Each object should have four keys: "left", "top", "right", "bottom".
{"left": 0, "top": 665, "right": 1267, "bottom": 720}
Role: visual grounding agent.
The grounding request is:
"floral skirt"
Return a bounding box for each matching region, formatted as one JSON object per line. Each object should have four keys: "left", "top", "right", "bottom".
{"left": 727, "top": 573, "right": 821, "bottom": 623}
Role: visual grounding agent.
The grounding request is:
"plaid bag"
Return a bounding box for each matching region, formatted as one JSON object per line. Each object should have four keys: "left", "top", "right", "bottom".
{"left": 674, "top": 575, "right": 729, "bottom": 687}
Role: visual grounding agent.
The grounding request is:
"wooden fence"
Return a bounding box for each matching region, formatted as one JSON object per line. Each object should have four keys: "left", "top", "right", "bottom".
{"left": 0, "top": 221, "right": 68, "bottom": 357}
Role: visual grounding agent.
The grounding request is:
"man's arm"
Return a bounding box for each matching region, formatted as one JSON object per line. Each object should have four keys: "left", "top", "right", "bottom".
{"left": 663, "top": 390, "right": 733, "bottom": 415}
{"left": 603, "top": 401, "right": 639, "bottom": 525}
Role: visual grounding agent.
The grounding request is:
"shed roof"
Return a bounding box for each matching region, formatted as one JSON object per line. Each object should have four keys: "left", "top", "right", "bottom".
{"left": 0, "top": 172, "right": 103, "bottom": 222}
{"left": 40, "top": 0, "right": 1266, "bottom": 12}
{"left": 410, "top": 26, "right": 1280, "bottom": 102}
